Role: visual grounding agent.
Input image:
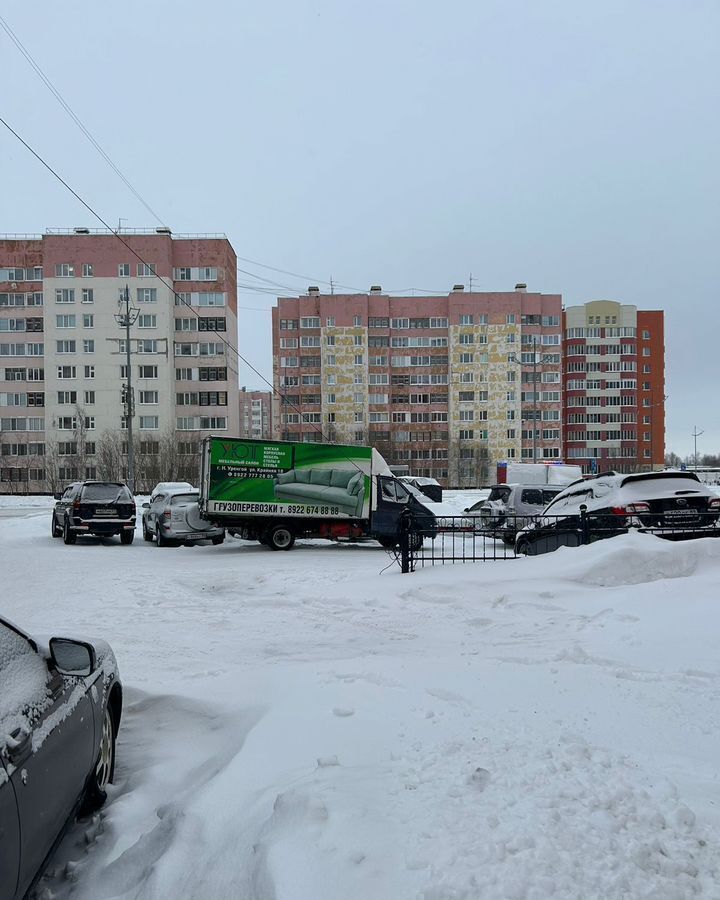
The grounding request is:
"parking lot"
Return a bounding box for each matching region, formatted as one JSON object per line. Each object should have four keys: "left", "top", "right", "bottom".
{"left": 3, "top": 498, "right": 720, "bottom": 899}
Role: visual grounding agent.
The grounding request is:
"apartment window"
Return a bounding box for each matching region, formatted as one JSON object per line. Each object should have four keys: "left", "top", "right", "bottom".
{"left": 458, "top": 391, "right": 474, "bottom": 401}
{"left": 55, "top": 264, "right": 75, "bottom": 277}
{"left": 55, "top": 289, "right": 75, "bottom": 304}
{"left": 642, "top": 330, "right": 650, "bottom": 339}
{"left": 326, "top": 316, "right": 335, "bottom": 327}
{"left": 139, "top": 365, "right": 158, "bottom": 379}
{"left": 459, "top": 353, "right": 474, "bottom": 364}
{"left": 459, "top": 333, "right": 474, "bottom": 345}
{"left": 139, "top": 416, "right": 159, "bottom": 429}
{"left": 458, "top": 429, "right": 474, "bottom": 440}
{"left": 300, "top": 317, "right": 320, "bottom": 329}
{"left": 83, "top": 340, "right": 95, "bottom": 353}
{"left": 140, "top": 390, "right": 159, "bottom": 404}
{"left": 354, "top": 354, "right": 364, "bottom": 365}
{"left": 138, "top": 314, "right": 157, "bottom": 328}
{"left": 324, "top": 335, "right": 335, "bottom": 347}
{"left": 353, "top": 315, "right": 362, "bottom": 326}
{"left": 83, "top": 365, "right": 95, "bottom": 380}
{"left": 56, "top": 340, "right": 76, "bottom": 354}
{"left": 325, "top": 354, "right": 336, "bottom": 366}
{"left": 326, "top": 412, "right": 336, "bottom": 423}
{"left": 506, "top": 314, "right": 516, "bottom": 324}
{"left": 175, "top": 267, "right": 191, "bottom": 281}
{"left": 137, "top": 339, "right": 157, "bottom": 353}
{"left": 57, "top": 390, "right": 77, "bottom": 405}
{"left": 642, "top": 348, "right": 651, "bottom": 357}
{"left": 82, "top": 264, "right": 93, "bottom": 277}
{"left": 81, "top": 288, "right": 94, "bottom": 304}
{"left": 300, "top": 336, "right": 321, "bottom": 347}
{"left": 137, "top": 263, "right": 156, "bottom": 277}
{"left": 353, "top": 392, "right": 364, "bottom": 403}
{"left": 354, "top": 412, "right": 364, "bottom": 423}
{"left": 137, "top": 288, "right": 157, "bottom": 303}
{"left": 281, "top": 357, "right": 299, "bottom": 367}
{"left": 459, "top": 410, "right": 474, "bottom": 422}
{"left": 391, "top": 318, "right": 409, "bottom": 329}
{"left": 198, "top": 267, "right": 217, "bottom": 281}
{"left": 57, "top": 416, "right": 76, "bottom": 430}
{"left": 459, "top": 315, "right": 473, "bottom": 325}
{"left": 643, "top": 365, "right": 651, "bottom": 374}
{"left": 507, "top": 410, "right": 515, "bottom": 420}
{"left": 280, "top": 319, "right": 298, "bottom": 331}
{"left": 118, "top": 264, "right": 130, "bottom": 277}
{"left": 56, "top": 314, "right": 76, "bottom": 328}
{"left": 84, "top": 390, "right": 95, "bottom": 404}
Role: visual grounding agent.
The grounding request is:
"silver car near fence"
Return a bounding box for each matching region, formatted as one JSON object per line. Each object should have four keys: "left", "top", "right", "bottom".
{"left": 141, "top": 488, "right": 225, "bottom": 547}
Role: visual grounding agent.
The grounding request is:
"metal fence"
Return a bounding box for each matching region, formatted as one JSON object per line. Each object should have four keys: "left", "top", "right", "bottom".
{"left": 397, "top": 508, "right": 720, "bottom": 573}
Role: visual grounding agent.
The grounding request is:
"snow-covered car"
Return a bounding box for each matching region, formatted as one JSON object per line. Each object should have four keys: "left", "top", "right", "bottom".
{"left": 142, "top": 488, "right": 225, "bottom": 547}
{"left": 463, "top": 484, "right": 564, "bottom": 544}
{"left": 0, "top": 616, "right": 122, "bottom": 900}
{"left": 147, "top": 481, "right": 193, "bottom": 501}
{"left": 515, "top": 471, "right": 720, "bottom": 555}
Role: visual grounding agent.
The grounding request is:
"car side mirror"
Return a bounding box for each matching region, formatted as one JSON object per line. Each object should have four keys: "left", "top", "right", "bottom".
{"left": 49, "top": 638, "right": 96, "bottom": 676}
{"left": 142, "top": 502, "right": 150, "bottom": 509}
{"left": 463, "top": 507, "right": 470, "bottom": 512}
{"left": 54, "top": 492, "right": 62, "bottom": 500}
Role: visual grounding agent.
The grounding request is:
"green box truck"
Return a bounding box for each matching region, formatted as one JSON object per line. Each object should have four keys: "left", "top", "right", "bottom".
{"left": 198, "top": 436, "right": 436, "bottom": 550}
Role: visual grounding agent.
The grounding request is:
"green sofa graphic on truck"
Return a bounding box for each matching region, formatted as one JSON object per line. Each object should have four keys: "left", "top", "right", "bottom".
{"left": 206, "top": 438, "right": 372, "bottom": 519}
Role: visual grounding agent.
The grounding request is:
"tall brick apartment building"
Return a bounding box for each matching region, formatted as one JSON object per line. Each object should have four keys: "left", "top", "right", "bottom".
{"left": 563, "top": 300, "right": 665, "bottom": 473}
{"left": 0, "top": 229, "right": 238, "bottom": 492}
{"left": 272, "top": 286, "right": 564, "bottom": 486}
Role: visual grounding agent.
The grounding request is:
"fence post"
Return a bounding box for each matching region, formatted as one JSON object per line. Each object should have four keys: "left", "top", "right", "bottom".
{"left": 399, "top": 508, "right": 412, "bottom": 574}
{"left": 579, "top": 504, "right": 590, "bottom": 545}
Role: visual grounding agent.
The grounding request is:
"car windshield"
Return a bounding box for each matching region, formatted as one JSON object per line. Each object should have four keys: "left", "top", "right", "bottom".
{"left": 81, "top": 483, "right": 130, "bottom": 502}
{"left": 170, "top": 493, "right": 199, "bottom": 505}
{"left": 488, "top": 487, "right": 511, "bottom": 502}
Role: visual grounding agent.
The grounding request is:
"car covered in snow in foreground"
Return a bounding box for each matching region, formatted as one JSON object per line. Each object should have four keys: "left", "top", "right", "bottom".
{"left": 0, "top": 616, "right": 122, "bottom": 900}
{"left": 515, "top": 471, "right": 720, "bottom": 556}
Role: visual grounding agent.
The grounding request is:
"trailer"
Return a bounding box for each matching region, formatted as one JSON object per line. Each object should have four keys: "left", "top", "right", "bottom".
{"left": 198, "top": 436, "right": 437, "bottom": 550}
{"left": 496, "top": 461, "right": 583, "bottom": 486}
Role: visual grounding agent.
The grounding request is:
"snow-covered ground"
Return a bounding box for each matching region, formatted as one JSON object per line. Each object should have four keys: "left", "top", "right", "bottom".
{"left": 2, "top": 497, "right": 720, "bottom": 899}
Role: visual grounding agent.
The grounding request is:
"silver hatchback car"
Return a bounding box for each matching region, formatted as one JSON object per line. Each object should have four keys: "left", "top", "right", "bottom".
{"left": 141, "top": 488, "right": 224, "bottom": 547}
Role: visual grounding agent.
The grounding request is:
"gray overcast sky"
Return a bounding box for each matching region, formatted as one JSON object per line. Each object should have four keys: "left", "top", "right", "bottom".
{"left": 2, "top": 0, "right": 718, "bottom": 458}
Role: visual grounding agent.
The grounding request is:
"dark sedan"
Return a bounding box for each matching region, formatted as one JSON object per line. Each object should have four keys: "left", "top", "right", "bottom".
{"left": 0, "top": 617, "right": 122, "bottom": 900}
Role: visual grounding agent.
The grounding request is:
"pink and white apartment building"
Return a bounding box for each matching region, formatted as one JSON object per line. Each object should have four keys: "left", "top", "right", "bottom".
{"left": 272, "top": 286, "right": 564, "bottom": 485}
{"left": 0, "top": 229, "right": 238, "bottom": 491}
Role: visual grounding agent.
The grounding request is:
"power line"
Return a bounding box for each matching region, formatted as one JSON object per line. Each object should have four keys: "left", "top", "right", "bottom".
{"left": 0, "top": 113, "right": 338, "bottom": 443}
{"left": 0, "top": 12, "right": 166, "bottom": 226}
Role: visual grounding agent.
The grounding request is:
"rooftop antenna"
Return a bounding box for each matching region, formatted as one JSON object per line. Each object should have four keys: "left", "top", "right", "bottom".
{"left": 330, "top": 276, "right": 334, "bottom": 295}
{"left": 469, "top": 272, "right": 473, "bottom": 292}
{"left": 117, "top": 217, "right": 127, "bottom": 233}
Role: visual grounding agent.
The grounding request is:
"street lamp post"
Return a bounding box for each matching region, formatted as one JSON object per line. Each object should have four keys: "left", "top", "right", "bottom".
{"left": 692, "top": 425, "right": 704, "bottom": 470}
{"left": 114, "top": 285, "right": 139, "bottom": 493}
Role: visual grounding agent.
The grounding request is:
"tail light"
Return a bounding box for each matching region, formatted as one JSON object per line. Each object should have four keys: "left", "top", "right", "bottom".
{"left": 709, "top": 498, "right": 720, "bottom": 510}
{"left": 73, "top": 500, "right": 80, "bottom": 509}
{"left": 612, "top": 502, "right": 650, "bottom": 515}
{"left": 163, "top": 509, "right": 172, "bottom": 519}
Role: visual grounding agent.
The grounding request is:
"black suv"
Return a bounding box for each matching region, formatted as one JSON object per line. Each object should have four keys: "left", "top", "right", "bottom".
{"left": 52, "top": 481, "right": 136, "bottom": 545}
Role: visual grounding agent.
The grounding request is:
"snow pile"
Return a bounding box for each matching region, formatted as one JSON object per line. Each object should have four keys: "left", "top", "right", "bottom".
{"left": 2, "top": 499, "right": 720, "bottom": 898}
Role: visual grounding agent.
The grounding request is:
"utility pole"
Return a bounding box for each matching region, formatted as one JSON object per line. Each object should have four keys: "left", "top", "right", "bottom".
{"left": 692, "top": 425, "right": 704, "bottom": 470}
{"left": 115, "top": 285, "right": 139, "bottom": 492}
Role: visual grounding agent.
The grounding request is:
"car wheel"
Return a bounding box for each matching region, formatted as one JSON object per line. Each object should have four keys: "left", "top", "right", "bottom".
{"left": 501, "top": 533, "right": 515, "bottom": 547}
{"left": 156, "top": 529, "right": 167, "bottom": 548}
{"left": 62, "top": 517, "right": 76, "bottom": 545}
{"left": 408, "top": 532, "right": 423, "bottom": 552}
{"left": 120, "top": 530, "right": 134, "bottom": 545}
{"left": 142, "top": 520, "right": 153, "bottom": 542}
{"left": 211, "top": 535, "right": 224, "bottom": 545}
{"left": 51, "top": 513, "right": 62, "bottom": 538}
{"left": 515, "top": 538, "right": 531, "bottom": 556}
{"left": 267, "top": 525, "right": 295, "bottom": 551}
{"left": 81, "top": 706, "right": 116, "bottom": 814}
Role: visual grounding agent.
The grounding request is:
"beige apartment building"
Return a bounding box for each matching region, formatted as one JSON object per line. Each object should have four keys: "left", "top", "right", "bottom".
{"left": 272, "top": 286, "right": 564, "bottom": 486}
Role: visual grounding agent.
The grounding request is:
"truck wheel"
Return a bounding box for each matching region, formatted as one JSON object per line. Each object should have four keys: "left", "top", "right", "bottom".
{"left": 408, "top": 533, "right": 423, "bottom": 551}
{"left": 63, "top": 517, "right": 76, "bottom": 545}
{"left": 267, "top": 526, "right": 295, "bottom": 551}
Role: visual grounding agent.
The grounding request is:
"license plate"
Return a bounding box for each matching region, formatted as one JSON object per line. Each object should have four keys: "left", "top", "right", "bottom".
{"left": 95, "top": 509, "right": 117, "bottom": 517}
{"left": 664, "top": 509, "right": 696, "bottom": 518}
